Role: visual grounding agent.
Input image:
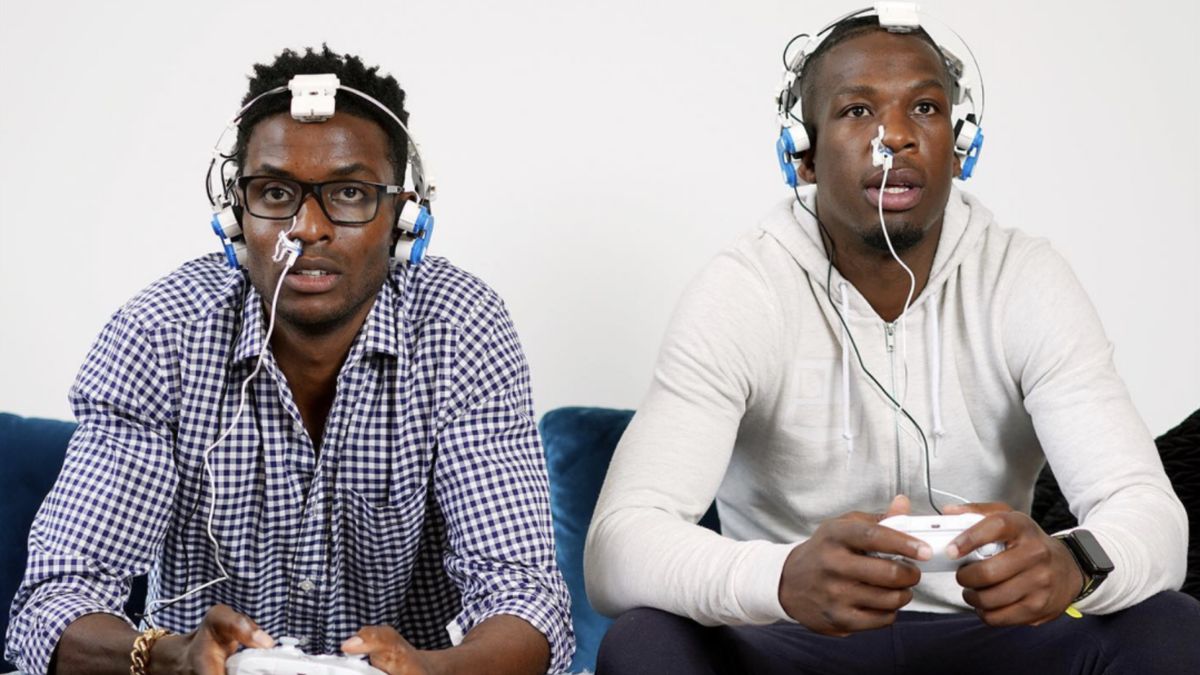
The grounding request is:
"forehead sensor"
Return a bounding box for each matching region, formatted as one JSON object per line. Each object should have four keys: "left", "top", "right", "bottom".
{"left": 289, "top": 74, "right": 340, "bottom": 122}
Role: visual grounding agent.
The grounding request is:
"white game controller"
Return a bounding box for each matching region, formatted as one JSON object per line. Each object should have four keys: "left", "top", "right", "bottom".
{"left": 226, "top": 637, "right": 387, "bottom": 675}
{"left": 875, "top": 513, "right": 1005, "bottom": 573}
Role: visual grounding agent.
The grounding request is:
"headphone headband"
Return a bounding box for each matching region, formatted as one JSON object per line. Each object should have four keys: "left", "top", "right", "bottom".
{"left": 779, "top": 3, "right": 984, "bottom": 122}
{"left": 774, "top": 1, "right": 986, "bottom": 184}
{"left": 207, "top": 75, "right": 435, "bottom": 208}
{"left": 206, "top": 73, "right": 437, "bottom": 268}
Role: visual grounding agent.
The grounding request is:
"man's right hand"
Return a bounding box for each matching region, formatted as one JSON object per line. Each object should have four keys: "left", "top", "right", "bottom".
{"left": 148, "top": 604, "right": 274, "bottom": 675}
{"left": 777, "top": 495, "right": 932, "bottom": 636}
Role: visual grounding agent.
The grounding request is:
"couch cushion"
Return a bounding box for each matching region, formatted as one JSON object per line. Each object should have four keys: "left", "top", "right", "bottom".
{"left": 0, "top": 414, "right": 150, "bottom": 672}
{"left": 1031, "top": 408, "right": 1200, "bottom": 599}
{"left": 540, "top": 407, "right": 718, "bottom": 674}
{"left": 1156, "top": 408, "right": 1200, "bottom": 597}
{"left": 547, "top": 406, "right": 1200, "bottom": 671}
{"left": 0, "top": 412, "right": 76, "bottom": 669}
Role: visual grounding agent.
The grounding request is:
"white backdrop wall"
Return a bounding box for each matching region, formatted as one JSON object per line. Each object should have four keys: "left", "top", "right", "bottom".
{"left": 1, "top": 0, "right": 1197, "bottom": 435}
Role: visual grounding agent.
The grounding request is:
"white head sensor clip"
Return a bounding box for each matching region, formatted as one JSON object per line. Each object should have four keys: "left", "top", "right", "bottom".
{"left": 289, "top": 74, "right": 340, "bottom": 122}
{"left": 875, "top": 2, "right": 921, "bottom": 32}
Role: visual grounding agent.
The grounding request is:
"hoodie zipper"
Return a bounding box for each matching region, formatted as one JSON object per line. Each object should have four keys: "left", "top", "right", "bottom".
{"left": 884, "top": 322, "right": 902, "bottom": 494}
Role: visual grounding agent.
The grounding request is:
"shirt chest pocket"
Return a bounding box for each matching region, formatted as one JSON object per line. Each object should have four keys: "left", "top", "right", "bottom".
{"left": 336, "top": 485, "right": 428, "bottom": 592}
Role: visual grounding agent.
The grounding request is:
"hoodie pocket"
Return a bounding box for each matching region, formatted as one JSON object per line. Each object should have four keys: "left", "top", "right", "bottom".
{"left": 785, "top": 358, "right": 861, "bottom": 443}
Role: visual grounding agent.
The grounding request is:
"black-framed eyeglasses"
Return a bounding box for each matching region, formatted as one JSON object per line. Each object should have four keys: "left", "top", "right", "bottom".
{"left": 236, "top": 176, "right": 404, "bottom": 225}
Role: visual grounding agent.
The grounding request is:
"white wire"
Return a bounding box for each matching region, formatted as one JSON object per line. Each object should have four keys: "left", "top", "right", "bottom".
{"left": 861, "top": 379, "right": 973, "bottom": 507}
{"left": 143, "top": 220, "right": 300, "bottom": 625}
{"left": 870, "top": 128, "right": 972, "bottom": 507}
{"left": 874, "top": 129, "right": 917, "bottom": 415}
{"left": 839, "top": 282, "right": 854, "bottom": 457}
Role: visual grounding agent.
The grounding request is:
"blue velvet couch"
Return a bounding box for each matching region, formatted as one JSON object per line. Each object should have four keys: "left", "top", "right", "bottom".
{"left": 538, "top": 406, "right": 1200, "bottom": 673}
{"left": 4, "top": 408, "right": 1198, "bottom": 674}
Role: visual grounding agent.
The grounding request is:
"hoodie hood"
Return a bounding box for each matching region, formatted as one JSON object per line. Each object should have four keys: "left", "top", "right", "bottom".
{"left": 761, "top": 184, "right": 994, "bottom": 315}
{"left": 759, "top": 184, "right": 997, "bottom": 461}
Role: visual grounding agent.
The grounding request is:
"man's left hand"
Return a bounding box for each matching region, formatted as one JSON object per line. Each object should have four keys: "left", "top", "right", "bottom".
{"left": 944, "top": 502, "right": 1083, "bottom": 626}
{"left": 341, "top": 626, "right": 436, "bottom": 675}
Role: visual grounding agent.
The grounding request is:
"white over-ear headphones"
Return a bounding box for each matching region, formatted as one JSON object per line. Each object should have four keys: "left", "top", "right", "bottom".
{"left": 206, "top": 74, "right": 437, "bottom": 269}
{"left": 774, "top": 2, "right": 986, "bottom": 186}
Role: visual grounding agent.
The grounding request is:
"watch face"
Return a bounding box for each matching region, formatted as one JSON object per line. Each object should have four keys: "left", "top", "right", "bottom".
{"left": 1072, "top": 529, "right": 1115, "bottom": 574}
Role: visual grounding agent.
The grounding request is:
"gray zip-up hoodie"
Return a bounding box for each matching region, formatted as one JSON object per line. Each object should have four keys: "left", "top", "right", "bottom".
{"left": 585, "top": 185, "right": 1187, "bottom": 623}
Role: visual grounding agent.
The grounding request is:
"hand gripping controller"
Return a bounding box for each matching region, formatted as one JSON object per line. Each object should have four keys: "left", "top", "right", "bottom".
{"left": 226, "top": 637, "right": 387, "bottom": 675}
{"left": 876, "top": 513, "right": 1005, "bottom": 573}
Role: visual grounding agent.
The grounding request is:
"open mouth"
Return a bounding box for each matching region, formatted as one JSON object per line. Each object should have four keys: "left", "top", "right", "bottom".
{"left": 864, "top": 168, "right": 924, "bottom": 211}
{"left": 866, "top": 184, "right": 923, "bottom": 211}
{"left": 283, "top": 263, "right": 341, "bottom": 293}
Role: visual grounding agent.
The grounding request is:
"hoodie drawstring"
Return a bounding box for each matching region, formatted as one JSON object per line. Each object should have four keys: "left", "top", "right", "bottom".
{"left": 837, "top": 282, "right": 945, "bottom": 462}
{"left": 926, "top": 290, "right": 946, "bottom": 456}
{"left": 839, "top": 281, "right": 854, "bottom": 458}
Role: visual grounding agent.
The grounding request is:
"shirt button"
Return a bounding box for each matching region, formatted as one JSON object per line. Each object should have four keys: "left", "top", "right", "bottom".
{"left": 298, "top": 578, "right": 316, "bottom": 593}
{"left": 292, "top": 420, "right": 305, "bottom": 436}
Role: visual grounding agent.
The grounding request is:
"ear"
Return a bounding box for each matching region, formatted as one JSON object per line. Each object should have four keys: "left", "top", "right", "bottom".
{"left": 952, "top": 152, "right": 963, "bottom": 180}
{"left": 797, "top": 148, "right": 817, "bottom": 184}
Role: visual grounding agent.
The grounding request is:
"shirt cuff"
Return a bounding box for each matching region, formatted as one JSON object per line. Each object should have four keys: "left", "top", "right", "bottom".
{"left": 449, "top": 591, "right": 575, "bottom": 674}
{"left": 10, "top": 596, "right": 132, "bottom": 675}
{"left": 732, "top": 541, "right": 796, "bottom": 624}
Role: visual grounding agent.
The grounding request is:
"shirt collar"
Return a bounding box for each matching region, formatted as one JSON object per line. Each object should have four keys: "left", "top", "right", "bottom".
{"left": 232, "top": 274, "right": 403, "bottom": 365}
{"left": 358, "top": 277, "right": 401, "bottom": 359}
{"left": 233, "top": 281, "right": 267, "bottom": 364}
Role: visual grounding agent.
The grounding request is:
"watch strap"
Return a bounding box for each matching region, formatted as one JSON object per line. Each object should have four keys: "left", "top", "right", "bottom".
{"left": 1054, "top": 532, "right": 1107, "bottom": 602}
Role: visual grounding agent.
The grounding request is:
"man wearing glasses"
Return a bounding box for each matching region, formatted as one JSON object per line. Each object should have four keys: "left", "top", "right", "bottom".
{"left": 6, "top": 47, "right": 572, "bottom": 675}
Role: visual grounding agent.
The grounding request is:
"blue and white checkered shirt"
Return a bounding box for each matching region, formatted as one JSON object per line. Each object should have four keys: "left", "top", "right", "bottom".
{"left": 6, "top": 254, "right": 574, "bottom": 675}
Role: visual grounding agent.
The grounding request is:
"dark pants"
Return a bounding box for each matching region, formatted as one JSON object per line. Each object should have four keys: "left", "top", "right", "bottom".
{"left": 596, "top": 592, "right": 1200, "bottom": 675}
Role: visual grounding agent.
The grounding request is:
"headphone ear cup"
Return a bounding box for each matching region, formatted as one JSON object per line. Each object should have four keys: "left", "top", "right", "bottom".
{"left": 393, "top": 223, "right": 434, "bottom": 265}
{"left": 230, "top": 241, "right": 247, "bottom": 268}
{"left": 396, "top": 199, "right": 430, "bottom": 234}
{"left": 953, "top": 117, "right": 984, "bottom": 180}
{"left": 210, "top": 207, "right": 244, "bottom": 269}
{"left": 776, "top": 125, "right": 812, "bottom": 187}
{"left": 776, "top": 139, "right": 798, "bottom": 187}
{"left": 393, "top": 199, "right": 434, "bottom": 265}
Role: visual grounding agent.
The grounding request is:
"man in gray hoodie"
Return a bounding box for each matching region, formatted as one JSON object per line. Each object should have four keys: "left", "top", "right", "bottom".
{"left": 585, "top": 12, "right": 1199, "bottom": 675}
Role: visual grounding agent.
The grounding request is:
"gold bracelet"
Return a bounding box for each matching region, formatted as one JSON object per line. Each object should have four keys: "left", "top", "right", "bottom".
{"left": 130, "top": 627, "right": 171, "bottom": 675}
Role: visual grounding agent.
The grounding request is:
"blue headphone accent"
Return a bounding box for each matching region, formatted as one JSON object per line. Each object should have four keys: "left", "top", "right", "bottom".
{"left": 393, "top": 199, "right": 434, "bottom": 266}
{"left": 958, "top": 127, "right": 983, "bottom": 180}
{"left": 408, "top": 210, "right": 434, "bottom": 265}
{"left": 209, "top": 208, "right": 245, "bottom": 269}
{"left": 776, "top": 129, "right": 800, "bottom": 187}
{"left": 776, "top": 123, "right": 813, "bottom": 188}
{"left": 220, "top": 242, "right": 239, "bottom": 268}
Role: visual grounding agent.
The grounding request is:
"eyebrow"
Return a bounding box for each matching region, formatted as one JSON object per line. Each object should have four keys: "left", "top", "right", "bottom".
{"left": 254, "top": 162, "right": 378, "bottom": 179}
{"left": 909, "top": 78, "right": 948, "bottom": 93}
{"left": 830, "top": 78, "right": 947, "bottom": 99}
{"left": 830, "top": 84, "right": 877, "bottom": 99}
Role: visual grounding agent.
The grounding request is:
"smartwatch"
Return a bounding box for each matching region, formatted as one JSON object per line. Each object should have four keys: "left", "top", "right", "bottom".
{"left": 1054, "top": 529, "right": 1115, "bottom": 602}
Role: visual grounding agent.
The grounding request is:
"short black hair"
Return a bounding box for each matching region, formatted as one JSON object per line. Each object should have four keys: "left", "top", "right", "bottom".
{"left": 235, "top": 45, "right": 409, "bottom": 183}
{"left": 798, "top": 16, "right": 953, "bottom": 125}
